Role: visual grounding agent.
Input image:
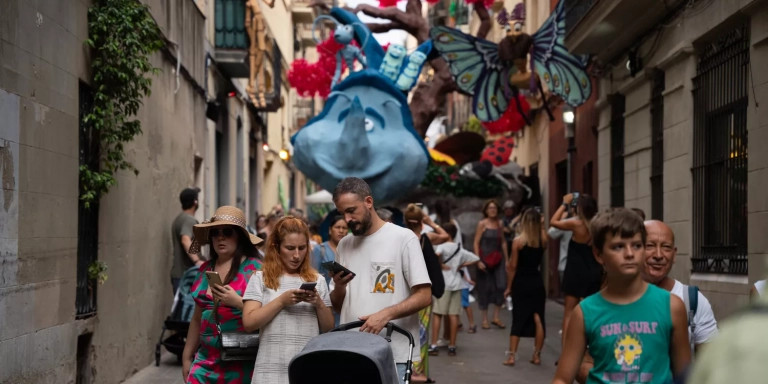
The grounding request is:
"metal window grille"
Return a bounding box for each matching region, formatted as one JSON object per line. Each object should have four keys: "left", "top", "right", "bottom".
{"left": 76, "top": 82, "right": 99, "bottom": 319}
{"left": 691, "top": 24, "right": 749, "bottom": 274}
{"left": 609, "top": 94, "right": 625, "bottom": 207}
{"left": 650, "top": 70, "right": 665, "bottom": 220}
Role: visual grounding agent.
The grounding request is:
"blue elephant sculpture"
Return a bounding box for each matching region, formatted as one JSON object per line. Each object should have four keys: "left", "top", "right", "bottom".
{"left": 291, "top": 8, "right": 431, "bottom": 203}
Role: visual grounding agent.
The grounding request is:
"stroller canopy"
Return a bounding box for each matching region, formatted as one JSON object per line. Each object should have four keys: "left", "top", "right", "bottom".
{"left": 288, "top": 331, "right": 398, "bottom": 384}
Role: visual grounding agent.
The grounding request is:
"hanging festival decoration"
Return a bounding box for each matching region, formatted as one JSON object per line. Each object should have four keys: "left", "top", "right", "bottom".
{"left": 291, "top": 8, "right": 432, "bottom": 203}
{"left": 430, "top": 1, "right": 591, "bottom": 132}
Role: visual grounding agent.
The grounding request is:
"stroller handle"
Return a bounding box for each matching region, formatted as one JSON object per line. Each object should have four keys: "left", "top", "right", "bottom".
{"left": 331, "top": 321, "right": 415, "bottom": 384}
{"left": 331, "top": 321, "right": 415, "bottom": 346}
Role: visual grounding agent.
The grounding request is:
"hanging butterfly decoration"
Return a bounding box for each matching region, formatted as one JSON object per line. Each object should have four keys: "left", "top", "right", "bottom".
{"left": 430, "top": 0, "right": 591, "bottom": 132}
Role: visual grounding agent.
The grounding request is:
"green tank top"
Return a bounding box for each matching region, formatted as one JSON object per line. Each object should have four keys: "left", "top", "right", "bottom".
{"left": 580, "top": 283, "right": 674, "bottom": 384}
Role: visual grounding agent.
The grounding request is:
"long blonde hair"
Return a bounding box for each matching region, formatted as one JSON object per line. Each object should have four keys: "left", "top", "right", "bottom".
{"left": 262, "top": 216, "right": 317, "bottom": 290}
{"left": 519, "top": 208, "right": 545, "bottom": 248}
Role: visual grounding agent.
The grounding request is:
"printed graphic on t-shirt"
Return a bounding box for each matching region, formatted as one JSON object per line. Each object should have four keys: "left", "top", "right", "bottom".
{"left": 371, "top": 262, "right": 395, "bottom": 293}
{"left": 599, "top": 321, "right": 659, "bottom": 383}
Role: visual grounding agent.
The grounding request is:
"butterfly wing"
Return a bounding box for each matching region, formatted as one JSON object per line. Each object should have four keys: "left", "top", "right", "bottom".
{"left": 530, "top": 0, "right": 591, "bottom": 107}
{"left": 430, "top": 26, "right": 511, "bottom": 122}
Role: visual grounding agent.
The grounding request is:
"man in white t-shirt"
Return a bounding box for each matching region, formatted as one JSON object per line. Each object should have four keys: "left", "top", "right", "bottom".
{"left": 329, "top": 177, "right": 432, "bottom": 383}
{"left": 642, "top": 220, "right": 718, "bottom": 353}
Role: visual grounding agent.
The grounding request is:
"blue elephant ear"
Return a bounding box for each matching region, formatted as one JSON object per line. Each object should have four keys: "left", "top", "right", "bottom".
{"left": 330, "top": 7, "right": 384, "bottom": 70}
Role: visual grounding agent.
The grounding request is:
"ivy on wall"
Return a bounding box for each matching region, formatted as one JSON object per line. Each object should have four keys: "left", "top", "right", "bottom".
{"left": 80, "top": 0, "right": 164, "bottom": 208}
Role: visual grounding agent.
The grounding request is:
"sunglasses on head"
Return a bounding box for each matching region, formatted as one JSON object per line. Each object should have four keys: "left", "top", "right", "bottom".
{"left": 210, "top": 227, "right": 236, "bottom": 238}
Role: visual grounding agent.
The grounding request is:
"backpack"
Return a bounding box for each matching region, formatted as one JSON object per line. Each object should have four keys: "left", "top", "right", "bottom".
{"left": 681, "top": 284, "right": 699, "bottom": 352}
{"left": 421, "top": 234, "right": 445, "bottom": 298}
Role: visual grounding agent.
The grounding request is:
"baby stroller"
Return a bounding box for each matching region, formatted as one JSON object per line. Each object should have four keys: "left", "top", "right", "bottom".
{"left": 155, "top": 265, "right": 199, "bottom": 366}
{"left": 288, "top": 321, "right": 415, "bottom": 384}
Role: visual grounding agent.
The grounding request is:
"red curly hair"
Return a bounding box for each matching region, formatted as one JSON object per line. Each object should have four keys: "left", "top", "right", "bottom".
{"left": 262, "top": 216, "right": 317, "bottom": 290}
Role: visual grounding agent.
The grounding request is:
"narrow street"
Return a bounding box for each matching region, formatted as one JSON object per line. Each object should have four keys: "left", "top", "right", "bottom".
{"left": 124, "top": 300, "right": 563, "bottom": 383}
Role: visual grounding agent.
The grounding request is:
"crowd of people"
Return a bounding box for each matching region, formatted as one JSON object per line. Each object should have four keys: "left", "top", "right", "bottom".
{"left": 170, "top": 182, "right": 762, "bottom": 384}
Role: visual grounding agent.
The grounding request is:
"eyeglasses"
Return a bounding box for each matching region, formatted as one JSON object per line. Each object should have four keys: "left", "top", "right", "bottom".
{"left": 210, "top": 228, "right": 236, "bottom": 238}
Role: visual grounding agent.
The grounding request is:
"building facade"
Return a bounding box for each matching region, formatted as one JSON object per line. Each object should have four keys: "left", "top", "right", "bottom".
{"left": 0, "top": 0, "right": 310, "bottom": 383}
{"left": 566, "top": 0, "right": 768, "bottom": 318}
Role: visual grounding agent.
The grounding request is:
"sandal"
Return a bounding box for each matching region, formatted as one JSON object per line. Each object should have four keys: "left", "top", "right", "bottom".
{"left": 448, "top": 346, "right": 456, "bottom": 356}
{"left": 467, "top": 325, "right": 477, "bottom": 334}
{"left": 481, "top": 322, "right": 491, "bottom": 329}
{"left": 530, "top": 350, "right": 541, "bottom": 365}
{"left": 502, "top": 351, "right": 516, "bottom": 366}
{"left": 491, "top": 320, "right": 506, "bottom": 329}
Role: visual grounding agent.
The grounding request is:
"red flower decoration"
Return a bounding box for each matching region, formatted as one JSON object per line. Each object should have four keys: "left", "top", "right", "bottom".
{"left": 288, "top": 37, "right": 349, "bottom": 99}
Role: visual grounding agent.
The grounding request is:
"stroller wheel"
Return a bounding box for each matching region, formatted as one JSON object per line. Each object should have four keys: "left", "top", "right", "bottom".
{"left": 155, "top": 344, "right": 161, "bottom": 366}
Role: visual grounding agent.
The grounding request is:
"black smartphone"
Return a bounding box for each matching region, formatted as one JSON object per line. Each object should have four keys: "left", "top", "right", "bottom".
{"left": 299, "top": 282, "right": 317, "bottom": 291}
{"left": 321, "top": 261, "right": 355, "bottom": 278}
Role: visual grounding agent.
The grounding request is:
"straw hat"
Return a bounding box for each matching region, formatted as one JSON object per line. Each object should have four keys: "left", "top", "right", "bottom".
{"left": 190, "top": 206, "right": 263, "bottom": 253}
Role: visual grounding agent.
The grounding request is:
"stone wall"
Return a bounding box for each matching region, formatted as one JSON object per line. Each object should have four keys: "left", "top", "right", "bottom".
{"left": 0, "top": 0, "right": 89, "bottom": 382}
{"left": 0, "top": 1, "right": 208, "bottom": 383}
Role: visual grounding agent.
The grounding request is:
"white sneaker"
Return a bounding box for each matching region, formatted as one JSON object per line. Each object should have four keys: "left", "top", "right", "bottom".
{"left": 436, "top": 339, "right": 449, "bottom": 348}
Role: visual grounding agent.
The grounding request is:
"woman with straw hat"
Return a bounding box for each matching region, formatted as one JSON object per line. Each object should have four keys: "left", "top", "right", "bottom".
{"left": 182, "top": 206, "right": 263, "bottom": 384}
{"left": 242, "top": 216, "right": 334, "bottom": 384}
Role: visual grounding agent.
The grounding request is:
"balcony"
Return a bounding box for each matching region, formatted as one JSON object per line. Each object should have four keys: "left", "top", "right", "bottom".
{"left": 214, "top": 0, "right": 249, "bottom": 78}
{"left": 297, "top": 24, "right": 317, "bottom": 47}
{"left": 292, "top": 0, "right": 317, "bottom": 25}
{"left": 564, "top": 0, "right": 685, "bottom": 62}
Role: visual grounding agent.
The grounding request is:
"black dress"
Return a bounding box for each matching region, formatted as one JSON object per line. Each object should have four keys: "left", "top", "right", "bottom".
{"left": 561, "top": 240, "right": 603, "bottom": 298}
{"left": 510, "top": 245, "right": 546, "bottom": 337}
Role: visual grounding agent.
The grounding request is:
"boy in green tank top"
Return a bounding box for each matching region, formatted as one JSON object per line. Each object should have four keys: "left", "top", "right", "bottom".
{"left": 552, "top": 208, "right": 690, "bottom": 384}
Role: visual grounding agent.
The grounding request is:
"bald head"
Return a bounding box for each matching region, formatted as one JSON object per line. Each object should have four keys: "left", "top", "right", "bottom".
{"left": 644, "top": 220, "right": 675, "bottom": 244}
{"left": 642, "top": 220, "right": 677, "bottom": 286}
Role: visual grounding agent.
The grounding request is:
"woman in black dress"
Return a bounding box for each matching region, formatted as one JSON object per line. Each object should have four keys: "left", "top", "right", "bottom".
{"left": 503, "top": 208, "right": 548, "bottom": 366}
{"left": 549, "top": 193, "right": 599, "bottom": 345}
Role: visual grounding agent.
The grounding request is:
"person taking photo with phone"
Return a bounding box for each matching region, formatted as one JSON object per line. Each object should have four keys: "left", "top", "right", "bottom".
{"left": 549, "top": 193, "right": 599, "bottom": 346}
{"left": 242, "top": 216, "right": 334, "bottom": 384}
{"left": 182, "top": 206, "right": 264, "bottom": 384}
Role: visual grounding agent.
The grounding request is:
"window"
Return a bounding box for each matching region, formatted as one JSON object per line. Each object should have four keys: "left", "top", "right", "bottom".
{"left": 691, "top": 24, "right": 749, "bottom": 274}
{"left": 650, "top": 70, "right": 665, "bottom": 220}
{"left": 76, "top": 81, "right": 98, "bottom": 319}
{"left": 609, "top": 94, "right": 625, "bottom": 207}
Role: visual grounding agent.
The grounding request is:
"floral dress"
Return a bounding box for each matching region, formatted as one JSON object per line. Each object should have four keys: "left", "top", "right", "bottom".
{"left": 187, "top": 257, "right": 261, "bottom": 384}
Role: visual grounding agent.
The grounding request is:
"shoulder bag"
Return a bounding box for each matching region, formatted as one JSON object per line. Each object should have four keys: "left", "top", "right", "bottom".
{"left": 421, "top": 234, "right": 446, "bottom": 298}
{"left": 214, "top": 298, "right": 259, "bottom": 361}
{"left": 480, "top": 226, "right": 504, "bottom": 269}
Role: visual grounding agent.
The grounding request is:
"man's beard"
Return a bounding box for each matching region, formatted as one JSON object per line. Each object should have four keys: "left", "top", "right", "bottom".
{"left": 349, "top": 209, "right": 372, "bottom": 236}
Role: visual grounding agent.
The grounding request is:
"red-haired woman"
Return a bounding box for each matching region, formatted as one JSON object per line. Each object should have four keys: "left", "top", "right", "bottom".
{"left": 242, "top": 216, "right": 334, "bottom": 384}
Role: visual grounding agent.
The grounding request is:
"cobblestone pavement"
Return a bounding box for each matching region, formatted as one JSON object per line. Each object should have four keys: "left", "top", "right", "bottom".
{"left": 124, "top": 300, "right": 564, "bottom": 383}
